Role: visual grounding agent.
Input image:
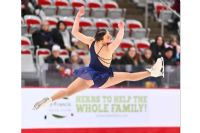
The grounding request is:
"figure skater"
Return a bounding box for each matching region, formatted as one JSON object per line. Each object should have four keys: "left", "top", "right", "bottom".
{"left": 33, "top": 6, "right": 164, "bottom": 110}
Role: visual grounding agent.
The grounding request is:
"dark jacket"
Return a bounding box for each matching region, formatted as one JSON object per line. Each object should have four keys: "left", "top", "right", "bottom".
{"left": 120, "top": 54, "right": 142, "bottom": 66}
{"left": 65, "top": 58, "right": 83, "bottom": 65}
{"left": 51, "top": 28, "right": 73, "bottom": 49}
{"left": 164, "top": 57, "right": 176, "bottom": 66}
{"left": 45, "top": 55, "right": 63, "bottom": 64}
{"left": 32, "top": 29, "right": 54, "bottom": 51}
{"left": 150, "top": 42, "right": 166, "bottom": 61}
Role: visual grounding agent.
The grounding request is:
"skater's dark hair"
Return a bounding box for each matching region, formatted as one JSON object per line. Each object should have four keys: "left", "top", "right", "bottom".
{"left": 94, "top": 29, "right": 107, "bottom": 42}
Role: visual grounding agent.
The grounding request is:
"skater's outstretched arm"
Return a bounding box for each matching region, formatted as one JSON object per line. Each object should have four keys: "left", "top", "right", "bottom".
{"left": 71, "top": 6, "right": 94, "bottom": 46}
{"left": 108, "top": 22, "right": 124, "bottom": 52}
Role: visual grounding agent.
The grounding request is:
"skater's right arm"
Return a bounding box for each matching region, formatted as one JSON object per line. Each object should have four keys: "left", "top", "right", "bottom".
{"left": 71, "top": 6, "right": 94, "bottom": 46}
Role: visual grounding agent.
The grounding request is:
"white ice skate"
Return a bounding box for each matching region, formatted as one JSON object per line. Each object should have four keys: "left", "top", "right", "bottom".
{"left": 33, "top": 97, "right": 52, "bottom": 110}
{"left": 147, "top": 57, "right": 164, "bottom": 78}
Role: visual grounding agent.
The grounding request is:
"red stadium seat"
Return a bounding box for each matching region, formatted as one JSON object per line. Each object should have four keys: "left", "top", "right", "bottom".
{"left": 126, "top": 19, "right": 142, "bottom": 29}
{"left": 24, "top": 15, "right": 41, "bottom": 26}
{"left": 110, "top": 19, "right": 123, "bottom": 29}
{"left": 36, "top": 49, "right": 51, "bottom": 65}
{"left": 76, "top": 50, "right": 87, "bottom": 58}
{"left": 21, "top": 36, "right": 31, "bottom": 47}
{"left": 103, "top": 0, "right": 118, "bottom": 9}
{"left": 71, "top": 0, "right": 85, "bottom": 8}
{"left": 120, "top": 39, "right": 134, "bottom": 50}
{"left": 59, "top": 17, "right": 74, "bottom": 27}
{"left": 154, "top": 2, "right": 167, "bottom": 16}
{"left": 36, "top": 0, "right": 52, "bottom": 6}
{"left": 94, "top": 19, "right": 109, "bottom": 28}
{"left": 135, "top": 40, "right": 150, "bottom": 51}
{"left": 86, "top": 0, "right": 101, "bottom": 8}
{"left": 60, "top": 49, "right": 69, "bottom": 60}
{"left": 115, "top": 50, "right": 125, "bottom": 59}
{"left": 80, "top": 18, "right": 93, "bottom": 27}
{"left": 36, "top": 49, "right": 51, "bottom": 56}
{"left": 54, "top": 0, "right": 69, "bottom": 7}
{"left": 21, "top": 49, "right": 31, "bottom": 55}
{"left": 44, "top": 17, "right": 58, "bottom": 29}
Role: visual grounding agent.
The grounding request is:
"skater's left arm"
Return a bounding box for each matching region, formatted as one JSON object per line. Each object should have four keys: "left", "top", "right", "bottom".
{"left": 108, "top": 22, "right": 124, "bottom": 52}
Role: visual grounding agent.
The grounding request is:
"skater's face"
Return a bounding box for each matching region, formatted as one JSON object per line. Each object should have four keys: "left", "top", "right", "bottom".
{"left": 102, "top": 31, "right": 112, "bottom": 45}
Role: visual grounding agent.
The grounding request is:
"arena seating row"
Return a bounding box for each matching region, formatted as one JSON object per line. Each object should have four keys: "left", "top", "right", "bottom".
{"left": 37, "top": 0, "right": 119, "bottom": 9}
{"left": 22, "top": 15, "right": 149, "bottom": 39}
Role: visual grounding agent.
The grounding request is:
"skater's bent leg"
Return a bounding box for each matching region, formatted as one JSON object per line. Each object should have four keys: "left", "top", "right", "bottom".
{"left": 51, "top": 78, "right": 94, "bottom": 101}
{"left": 100, "top": 71, "right": 150, "bottom": 88}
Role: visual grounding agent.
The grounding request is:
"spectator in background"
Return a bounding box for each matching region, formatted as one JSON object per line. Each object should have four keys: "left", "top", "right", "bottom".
{"left": 65, "top": 51, "right": 84, "bottom": 67}
{"left": 164, "top": 47, "right": 176, "bottom": 66}
{"left": 141, "top": 48, "right": 155, "bottom": 66}
{"left": 165, "top": 36, "right": 180, "bottom": 62}
{"left": 45, "top": 45, "right": 72, "bottom": 77}
{"left": 32, "top": 21, "right": 54, "bottom": 51}
{"left": 51, "top": 21, "right": 73, "bottom": 52}
{"left": 111, "top": 52, "right": 121, "bottom": 65}
{"left": 45, "top": 45, "right": 63, "bottom": 64}
{"left": 170, "top": 0, "right": 180, "bottom": 31}
{"left": 21, "top": 0, "right": 33, "bottom": 17}
{"left": 120, "top": 46, "right": 142, "bottom": 66}
{"left": 150, "top": 35, "right": 166, "bottom": 61}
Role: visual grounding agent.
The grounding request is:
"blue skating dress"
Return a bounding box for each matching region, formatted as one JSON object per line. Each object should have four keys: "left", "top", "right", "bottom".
{"left": 74, "top": 41, "right": 114, "bottom": 87}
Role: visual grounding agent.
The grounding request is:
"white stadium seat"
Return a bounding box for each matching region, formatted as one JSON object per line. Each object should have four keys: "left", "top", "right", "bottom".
{"left": 60, "top": 49, "right": 70, "bottom": 61}
{"left": 21, "top": 36, "right": 31, "bottom": 48}
{"left": 126, "top": 19, "right": 143, "bottom": 29}
{"left": 36, "top": 48, "right": 51, "bottom": 66}
{"left": 94, "top": 18, "right": 110, "bottom": 28}
{"left": 24, "top": 15, "right": 41, "bottom": 34}
{"left": 21, "top": 49, "right": 37, "bottom": 73}
{"left": 134, "top": 39, "right": 150, "bottom": 52}
{"left": 120, "top": 38, "right": 134, "bottom": 50}
{"left": 43, "top": 16, "right": 58, "bottom": 29}
{"left": 79, "top": 17, "right": 93, "bottom": 27}
{"left": 59, "top": 17, "right": 74, "bottom": 28}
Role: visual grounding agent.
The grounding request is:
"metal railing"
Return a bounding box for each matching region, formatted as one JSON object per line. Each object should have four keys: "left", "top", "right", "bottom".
{"left": 22, "top": 64, "right": 180, "bottom": 88}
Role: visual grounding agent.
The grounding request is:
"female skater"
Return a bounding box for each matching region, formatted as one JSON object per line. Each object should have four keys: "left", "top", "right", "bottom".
{"left": 33, "top": 6, "right": 164, "bottom": 110}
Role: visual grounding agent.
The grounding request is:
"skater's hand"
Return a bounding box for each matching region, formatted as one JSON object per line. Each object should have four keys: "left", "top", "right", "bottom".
{"left": 33, "top": 97, "right": 52, "bottom": 110}
{"left": 77, "top": 6, "right": 85, "bottom": 17}
{"left": 118, "top": 21, "right": 124, "bottom": 29}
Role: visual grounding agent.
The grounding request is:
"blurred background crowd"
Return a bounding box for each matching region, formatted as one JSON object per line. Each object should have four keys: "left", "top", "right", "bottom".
{"left": 21, "top": 0, "right": 180, "bottom": 88}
